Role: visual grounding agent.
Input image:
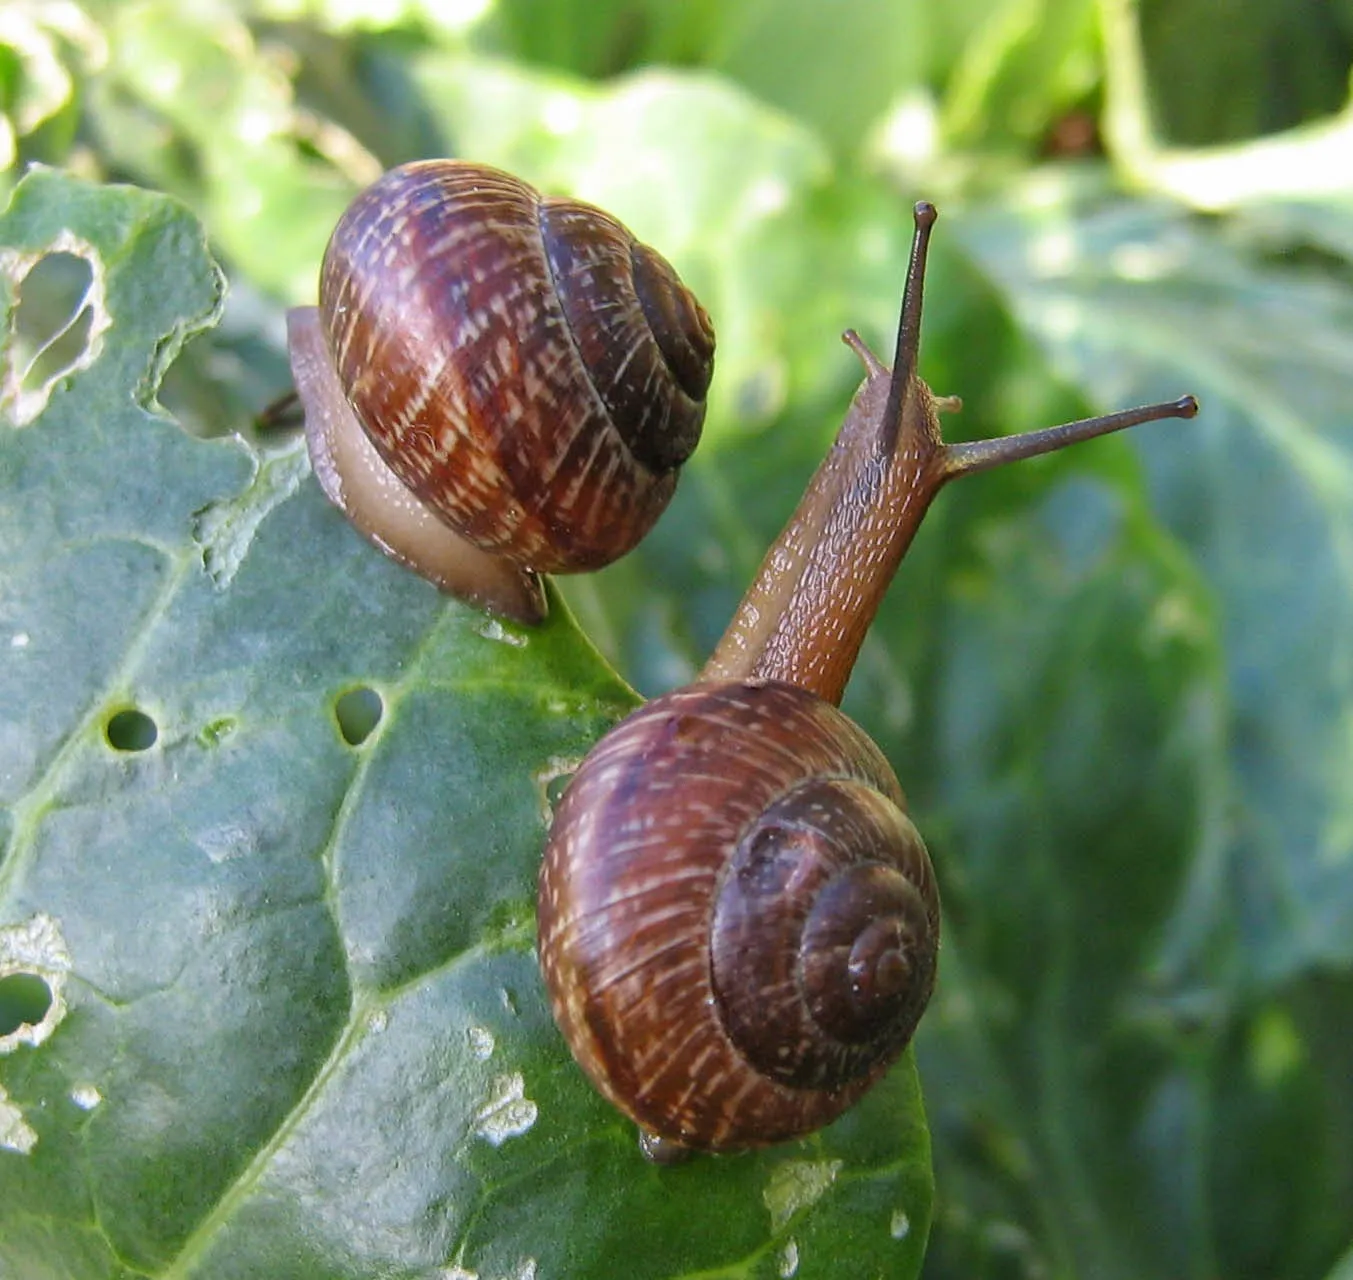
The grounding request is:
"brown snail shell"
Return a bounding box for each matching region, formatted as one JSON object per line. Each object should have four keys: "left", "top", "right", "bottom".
{"left": 287, "top": 160, "right": 714, "bottom": 622}
{"left": 537, "top": 679, "right": 939, "bottom": 1152}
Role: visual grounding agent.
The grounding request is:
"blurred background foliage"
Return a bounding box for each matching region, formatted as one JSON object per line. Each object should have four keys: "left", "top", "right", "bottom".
{"left": 3, "top": 0, "right": 1353, "bottom": 1277}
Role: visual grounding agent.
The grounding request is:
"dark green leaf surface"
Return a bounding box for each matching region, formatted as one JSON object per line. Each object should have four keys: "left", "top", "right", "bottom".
{"left": 1140, "top": 0, "right": 1353, "bottom": 144}
{"left": 958, "top": 186, "right": 1353, "bottom": 984}
{"left": 0, "top": 169, "right": 932, "bottom": 1278}
{"left": 919, "top": 186, "right": 1353, "bottom": 1279}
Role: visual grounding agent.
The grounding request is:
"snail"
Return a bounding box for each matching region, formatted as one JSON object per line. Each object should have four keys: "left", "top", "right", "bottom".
{"left": 538, "top": 201, "right": 1198, "bottom": 1158}
{"left": 286, "top": 160, "right": 714, "bottom": 624}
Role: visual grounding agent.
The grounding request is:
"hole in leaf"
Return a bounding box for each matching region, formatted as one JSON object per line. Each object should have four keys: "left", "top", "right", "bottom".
{"left": 26, "top": 304, "right": 94, "bottom": 392}
{"left": 0, "top": 972, "right": 53, "bottom": 1036}
{"left": 12, "top": 251, "right": 96, "bottom": 396}
{"left": 335, "top": 687, "right": 383, "bottom": 746}
{"left": 106, "top": 708, "right": 158, "bottom": 752}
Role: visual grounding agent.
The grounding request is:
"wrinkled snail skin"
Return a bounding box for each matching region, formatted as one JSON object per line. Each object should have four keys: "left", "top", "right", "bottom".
{"left": 287, "top": 160, "right": 714, "bottom": 623}
{"left": 537, "top": 680, "right": 938, "bottom": 1152}
{"left": 539, "top": 199, "right": 1199, "bottom": 1158}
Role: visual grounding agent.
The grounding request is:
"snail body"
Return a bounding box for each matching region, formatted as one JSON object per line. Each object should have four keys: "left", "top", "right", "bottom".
{"left": 539, "top": 201, "right": 1199, "bottom": 1156}
{"left": 287, "top": 160, "right": 714, "bottom": 622}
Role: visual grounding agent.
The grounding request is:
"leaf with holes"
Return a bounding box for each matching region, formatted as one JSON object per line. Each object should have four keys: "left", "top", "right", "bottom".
{"left": 0, "top": 169, "right": 932, "bottom": 1277}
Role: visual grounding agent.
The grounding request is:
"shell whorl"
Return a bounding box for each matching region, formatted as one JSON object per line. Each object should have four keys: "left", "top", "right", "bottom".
{"left": 537, "top": 679, "right": 939, "bottom": 1151}
{"left": 318, "top": 160, "right": 714, "bottom": 573}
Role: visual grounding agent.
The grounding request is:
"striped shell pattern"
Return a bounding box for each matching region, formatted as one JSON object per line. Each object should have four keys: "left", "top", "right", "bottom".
{"left": 318, "top": 160, "right": 714, "bottom": 573}
{"left": 538, "top": 679, "right": 940, "bottom": 1152}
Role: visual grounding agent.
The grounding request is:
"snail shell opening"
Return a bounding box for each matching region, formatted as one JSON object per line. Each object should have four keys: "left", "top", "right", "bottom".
{"left": 316, "top": 160, "right": 715, "bottom": 574}
{"left": 538, "top": 679, "right": 940, "bottom": 1152}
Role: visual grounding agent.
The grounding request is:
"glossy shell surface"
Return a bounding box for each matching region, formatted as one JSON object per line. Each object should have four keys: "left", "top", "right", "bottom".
{"left": 538, "top": 679, "right": 939, "bottom": 1151}
{"left": 318, "top": 160, "right": 714, "bottom": 573}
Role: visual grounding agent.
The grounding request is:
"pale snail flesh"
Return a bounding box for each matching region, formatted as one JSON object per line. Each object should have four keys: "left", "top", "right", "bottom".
{"left": 538, "top": 199, "right": 1199, "bottom": 1158}
{"left": 287, "top": 160, "right": 714, "bottom": 623}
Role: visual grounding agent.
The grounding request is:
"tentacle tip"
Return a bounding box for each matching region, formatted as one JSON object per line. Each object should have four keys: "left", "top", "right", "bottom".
{"left": 1174, "top": 394, "right": 1200, "bottom": 419}
{"left": 842, "top": 328, "right": 889, "bottom": 378}
{"left": 913, "top": 201, "right": 938, "bottom": 232}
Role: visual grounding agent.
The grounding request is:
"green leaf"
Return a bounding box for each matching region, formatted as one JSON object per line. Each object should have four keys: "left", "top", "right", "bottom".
{"left": 0, "top": 169, "right": 932, "bottom": 1277}
{"left": 691, "top": 0, "right": 927, "bottom": 158}
{"left": 940, "top": 0, "right": 1100, "bottom": 150}
{"left": 86, "top": 3, "right": 369, "bottom": 300}
{"left": 957, "top": 180, "right": 1353, "bottom": 984}
{"left": 0, "top": 3, "right": 98, "bottom": 173}
{"left": 914, "top": 177, "right": 1353, "bottom": 1280}
{"left": 476, "top": 0, "right": 931, "bottom": 157}
{"left": 1138, "top": 0, "right": 1352, "bottom": 145}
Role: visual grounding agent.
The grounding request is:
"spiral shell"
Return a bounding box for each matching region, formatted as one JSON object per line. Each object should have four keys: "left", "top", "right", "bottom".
{"left": 538, "top": 679, "right": 939, "bottom": 1151}
{"left": 316, "top": 160, "right": 714, "bottom": 573}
